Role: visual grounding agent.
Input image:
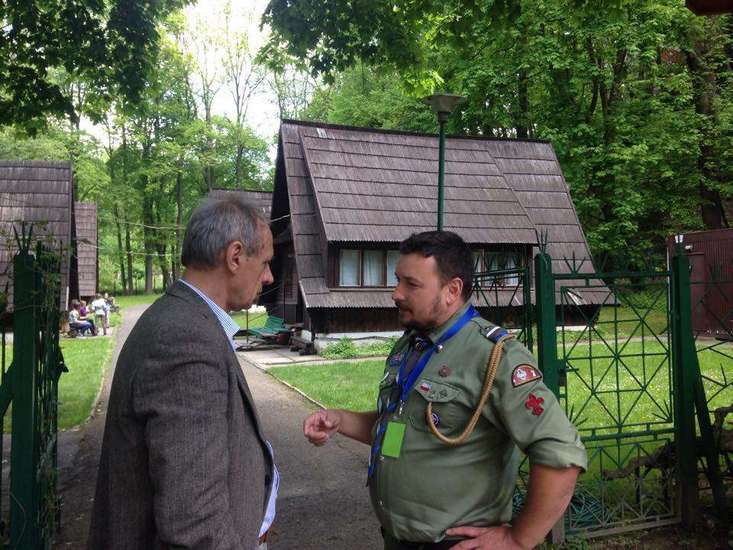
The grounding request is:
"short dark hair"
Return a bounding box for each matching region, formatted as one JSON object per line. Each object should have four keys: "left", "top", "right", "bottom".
{"left": 399, "top": 231, "right": 474, "bottom": 300}
{"left": 182, "top": 196, "right": 268, "bottom": 269}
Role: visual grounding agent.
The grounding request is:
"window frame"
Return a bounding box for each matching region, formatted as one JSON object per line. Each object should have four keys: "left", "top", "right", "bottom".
{"left": 336, "top": 248, "right": 400, "bottom": 288}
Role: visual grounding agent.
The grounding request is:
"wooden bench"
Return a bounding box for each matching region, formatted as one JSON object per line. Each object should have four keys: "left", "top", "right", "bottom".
{"left": 247, "top": 316, "right": 286, "bottom": 339}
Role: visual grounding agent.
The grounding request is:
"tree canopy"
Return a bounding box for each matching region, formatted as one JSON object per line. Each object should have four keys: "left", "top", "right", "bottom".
{"left": 268, "top": 0, "right": 733, "bottom": 269}
{"left": 0, "top": 0, "right": 187, "bottom": 129}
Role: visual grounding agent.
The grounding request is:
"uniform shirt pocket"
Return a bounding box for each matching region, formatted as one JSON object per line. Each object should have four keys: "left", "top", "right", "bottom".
{"left": 408, "top": 380, "right": 464, "bottom": 435}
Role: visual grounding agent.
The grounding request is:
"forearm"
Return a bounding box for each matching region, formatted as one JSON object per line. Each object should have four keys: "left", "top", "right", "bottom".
{"left": 510, "top": 464, "right": 580, "bottom": 548}
{"left": 334, "top": 409, "right": 378, "bottom": 445}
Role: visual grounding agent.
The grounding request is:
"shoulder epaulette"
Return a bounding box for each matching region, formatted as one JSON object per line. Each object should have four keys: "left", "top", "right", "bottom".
{"left": 482, "top": 325, "right": 509, "bottom": 343}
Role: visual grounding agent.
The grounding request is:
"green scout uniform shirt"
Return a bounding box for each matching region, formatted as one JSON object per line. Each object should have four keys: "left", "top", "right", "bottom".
{"left": 368, "top": 303, "right": 587, "bottom": 543}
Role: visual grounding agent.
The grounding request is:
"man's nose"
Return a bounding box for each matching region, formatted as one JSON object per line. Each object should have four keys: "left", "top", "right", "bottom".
{"left": 392, "top": 285, "right": 403, "bottom": 303}
{"left": 263, "top": 265, "right": 274, "bottom": 286}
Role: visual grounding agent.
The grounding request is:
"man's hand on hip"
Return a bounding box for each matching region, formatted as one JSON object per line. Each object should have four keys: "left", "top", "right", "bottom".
{"left": 446, "top": 525, "right": 529, "bottom": 550}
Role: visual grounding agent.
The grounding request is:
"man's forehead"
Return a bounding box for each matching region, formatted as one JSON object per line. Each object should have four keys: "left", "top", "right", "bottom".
{"left": 397, "top": 253, "right": 439, "bottom": 274}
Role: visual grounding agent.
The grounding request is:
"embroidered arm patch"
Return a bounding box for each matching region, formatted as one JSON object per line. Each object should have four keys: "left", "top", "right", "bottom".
{"left": 511, "top": 364, "right": 542, "bottom": 387}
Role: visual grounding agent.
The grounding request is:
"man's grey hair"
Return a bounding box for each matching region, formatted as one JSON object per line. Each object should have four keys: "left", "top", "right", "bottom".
{"left": 181, "top": 196, "right": 268, "bottom": 269}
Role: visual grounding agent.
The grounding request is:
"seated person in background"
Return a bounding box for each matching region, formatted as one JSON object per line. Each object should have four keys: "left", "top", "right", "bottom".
{"left": 69, "top": 299, "right": 96, "bottom": 336}
{"left": 91, "top": 293, "right": 109, "bottom": 335}
{"left": 79, "top": 300, "right": 90, "bottom": 319}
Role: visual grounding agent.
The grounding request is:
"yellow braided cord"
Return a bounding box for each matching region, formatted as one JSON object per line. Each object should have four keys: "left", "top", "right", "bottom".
{"left": 427, "top": 334, "right": 513, "bottom": 446}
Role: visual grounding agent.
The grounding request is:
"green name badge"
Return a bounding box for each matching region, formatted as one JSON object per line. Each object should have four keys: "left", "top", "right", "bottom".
{"left": 382, "top": 421, "right": 406, "bottom": 458}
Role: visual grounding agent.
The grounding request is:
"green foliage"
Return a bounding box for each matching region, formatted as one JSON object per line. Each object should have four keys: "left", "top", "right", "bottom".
{"left": 269, "top": 1, "right": 733, "bottom": 267}
{"left": 321, "top": 337, "right": 359, "bottom": 359}
{"left": 321, "top": 337, "right": 397, "bottom": 359}
{"left": 0, "top": 0, "right": 187, "bottom": 130}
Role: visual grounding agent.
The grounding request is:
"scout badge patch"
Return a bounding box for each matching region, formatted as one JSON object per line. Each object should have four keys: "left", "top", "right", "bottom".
{"left": 511, "top": 364, "right": 542, "bottom": 387}
{"left": 525, "top": 393, "right": 545, "bottom": 416}
{"left": 427, "top": 411, "right": 440, "bottom": 427}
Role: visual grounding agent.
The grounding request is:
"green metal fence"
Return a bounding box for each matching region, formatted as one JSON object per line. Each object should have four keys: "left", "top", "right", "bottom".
{"left": 476, "top": 248, "right": 730, "bottom": 541}
{"left": 0, "top": 225, "right": 67, "bottom": 548}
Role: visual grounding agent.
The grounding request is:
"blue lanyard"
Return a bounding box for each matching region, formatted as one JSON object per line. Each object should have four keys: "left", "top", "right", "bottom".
{"left": 368, "top": 305, "right": 479, "bottom": 479}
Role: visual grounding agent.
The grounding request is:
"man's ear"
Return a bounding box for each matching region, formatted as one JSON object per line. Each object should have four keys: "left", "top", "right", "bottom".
{"left": 224, "top": 241, "right": 245, "bottom": 273}
{"left": 445, "top": 277, "right": 463, "bottom": 306}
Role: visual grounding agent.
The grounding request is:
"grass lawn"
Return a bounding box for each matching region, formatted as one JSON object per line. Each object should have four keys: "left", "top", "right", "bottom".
{"left": 231, "top": 310, "right": 268, "bottom": 329}
{"left": 115, "top": 293, "right": 163, "bottom": 309}
{"left": 58, "top": 336, "right": 115, "bottom": 428}
{"left": 3, "top": 336, "right": 115, "bottom": 430}
{"left": 270, "top": 359, "right": 385, "bottom": 411}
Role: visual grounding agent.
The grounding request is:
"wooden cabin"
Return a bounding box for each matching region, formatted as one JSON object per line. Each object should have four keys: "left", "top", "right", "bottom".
{"left": 262, "top": 120, "right": 602, "bottom": 342}
{"left": 0, "top": 161, "right": 74, "bottom": 309}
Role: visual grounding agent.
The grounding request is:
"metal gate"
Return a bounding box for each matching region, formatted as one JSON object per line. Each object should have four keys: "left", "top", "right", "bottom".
{"left": 0, "top": 225, "right": 67, "bottom": 548}
{"left": 474, "top": 248, "right": 725, "bottom": 540}
{"left": 535, "top": 251, "right": 682, "bottom": 537}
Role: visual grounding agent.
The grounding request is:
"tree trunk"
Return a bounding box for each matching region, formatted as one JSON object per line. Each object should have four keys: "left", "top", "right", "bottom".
{"left": 686, "top": 42, "right": 728, "bottom": 229}
{"left": 142, "top": 194, "right": 155, "bottom": 294}
{"left": 113, "top": 202, "right": 127, "bottom": 292}
{"left": 173, "top": 170, "right": 183, "bottom": 280}
{"left": 124, "top": 220, "right": 134, "bottom": 295}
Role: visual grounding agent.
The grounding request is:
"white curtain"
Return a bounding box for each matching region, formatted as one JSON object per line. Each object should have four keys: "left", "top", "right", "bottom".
{"left": 386, "top": 250, "right": 399, "bottom": 287}
{"left": 363, "top": 250, "right": 384, "bottom": 286}
{"left": 339, "top": 250, "right": 360, "bottom": 286}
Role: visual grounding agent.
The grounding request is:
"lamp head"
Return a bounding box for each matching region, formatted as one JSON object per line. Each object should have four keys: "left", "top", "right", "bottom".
{"left": 423, "top": 93, "right": 466, "bottom": 122}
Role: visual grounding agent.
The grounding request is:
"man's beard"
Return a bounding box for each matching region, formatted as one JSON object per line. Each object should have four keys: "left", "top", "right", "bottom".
{"left": 399, "top": 295, "right": 443, "bottom": 333}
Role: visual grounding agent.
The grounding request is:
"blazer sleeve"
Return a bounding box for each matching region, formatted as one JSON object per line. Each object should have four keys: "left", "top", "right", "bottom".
{"left": 132, "top": 336, "right": 247, "bottom": 550}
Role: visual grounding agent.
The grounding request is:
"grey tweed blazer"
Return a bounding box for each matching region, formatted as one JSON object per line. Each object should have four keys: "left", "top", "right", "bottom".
{"left": 89, "top": 281, "right": 273, "bottom": 549}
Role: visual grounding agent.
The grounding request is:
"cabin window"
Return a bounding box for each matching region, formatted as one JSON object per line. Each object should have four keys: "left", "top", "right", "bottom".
{"left": 474, "top": 249, "right": 523, "bottom": 287}
{"left": 337, "top": 249, "right": 400, "bottom": 288}
{"left": 386, "top": 250, "right": 400, "bottom": 287}
{"left": 339, "top": 250, "right": 361, "bottom": 286}
{"left": 363, "top": 250, "right": 385, "bottom": 286}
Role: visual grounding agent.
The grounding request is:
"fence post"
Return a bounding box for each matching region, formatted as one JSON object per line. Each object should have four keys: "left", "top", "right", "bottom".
{"left": 523, "top": 266, "right": 534, "bottom": 352}
{"left": 534, "top": 251, "right": 565, "bottom": 543}
{"left": 670, "top": 252, "right": 698, "bottom": 526}
{"left": 535, "top": 252, "right": 559, "bottom": 395}
{"left": 11, "top": 245, "right": 39, "bottom": 548}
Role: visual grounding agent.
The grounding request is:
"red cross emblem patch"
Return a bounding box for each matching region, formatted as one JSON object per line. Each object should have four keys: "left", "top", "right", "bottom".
{"left": 525, "top": 393, "right": 544, "bottom": 416}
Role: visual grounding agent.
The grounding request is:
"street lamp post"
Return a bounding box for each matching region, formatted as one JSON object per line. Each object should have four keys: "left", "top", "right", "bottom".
{"left": 423, "top": 93, "right": 465, "bottom": 230}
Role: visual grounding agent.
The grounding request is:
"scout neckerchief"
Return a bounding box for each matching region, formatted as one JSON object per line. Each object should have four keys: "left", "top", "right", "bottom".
{"left": 367, "top": 305, "right": 479, "bottom": 479}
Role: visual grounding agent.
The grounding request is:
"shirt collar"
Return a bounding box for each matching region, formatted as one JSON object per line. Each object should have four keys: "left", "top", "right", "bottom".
{"left": 179, "top": 278, "right": 240, "bottom": 344}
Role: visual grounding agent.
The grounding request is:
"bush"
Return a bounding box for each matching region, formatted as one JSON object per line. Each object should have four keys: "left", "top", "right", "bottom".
{"left": 321, "top": 337, "right": 359, "bottom": 359}
{"left": 321, "top": 336, "right": 398, "bottom": 359}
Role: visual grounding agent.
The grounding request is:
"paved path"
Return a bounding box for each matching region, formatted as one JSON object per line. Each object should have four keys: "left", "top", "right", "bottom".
{"left": 239, "top": 355, "right": 381, "bottom": 549}
{"left": 55, "top": 303, "right": 381, "bottom": 549}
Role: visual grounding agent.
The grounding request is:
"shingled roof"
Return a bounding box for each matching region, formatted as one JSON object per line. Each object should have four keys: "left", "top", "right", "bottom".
{"left": 74, "top": 202, "right": 97, "bottom": 297}
{"left": 275, "top": 120, "right": 599, "bottom": 309}
{"left": 0, "top": 161, "right": 73, "bottom": 309}
{"left": 208, "top": 188, "right": 272, "bottom": 217}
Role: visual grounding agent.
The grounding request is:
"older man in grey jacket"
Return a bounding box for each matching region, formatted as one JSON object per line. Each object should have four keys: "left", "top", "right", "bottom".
{"left": 89, "top": 197, "right": 277, "bottom": 549}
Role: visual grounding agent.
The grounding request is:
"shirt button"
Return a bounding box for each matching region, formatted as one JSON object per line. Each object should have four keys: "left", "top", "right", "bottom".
{"left": 378, "top": 500, "right": 384, "bottom": 507}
